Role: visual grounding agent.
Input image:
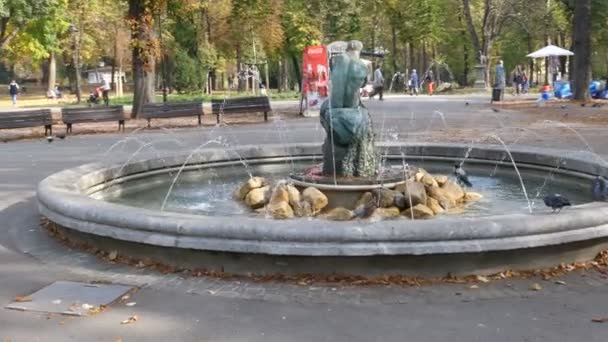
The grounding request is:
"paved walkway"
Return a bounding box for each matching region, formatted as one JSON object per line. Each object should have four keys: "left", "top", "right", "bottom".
{"left": 1, "top": 96, "right": 608, "bottom": 341}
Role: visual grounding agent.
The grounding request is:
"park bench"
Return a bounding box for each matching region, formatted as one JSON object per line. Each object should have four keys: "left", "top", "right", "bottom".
{"left": 61, "top": 106, "right": 125, "bottom": 134}
{"left": 141, "top": 101, "right": 204, "bottom": 127}
{"left": 211, "top": 96, "right": 271, "bottom": 124}
{"left": 0, "top": 109, "right": 53, "bottom": 135}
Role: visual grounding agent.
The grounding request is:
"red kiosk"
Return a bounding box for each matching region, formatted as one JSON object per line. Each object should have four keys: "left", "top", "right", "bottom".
{"left": 299, "top": 45, "right": 329, "bottom": 117}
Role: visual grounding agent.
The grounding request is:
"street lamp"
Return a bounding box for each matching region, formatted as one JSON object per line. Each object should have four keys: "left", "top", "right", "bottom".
{"left": 69, "top": 24, "right": 82, "bottom": 103}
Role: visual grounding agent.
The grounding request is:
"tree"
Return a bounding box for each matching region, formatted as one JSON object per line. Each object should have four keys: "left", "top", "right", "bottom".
{"left": 462, "top": 0, "right": 512, "bottom": 85}
{"left": 0, "top": 0, "right": 54, "bottom": 50}
{"left": 572, "top": 0, "right": 591, "bottom": 101}
{"left": 128, "top": 0, "right": 160, "bottom": 118}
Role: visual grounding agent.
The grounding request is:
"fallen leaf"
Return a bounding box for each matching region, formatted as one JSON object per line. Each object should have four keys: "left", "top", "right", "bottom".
{"left": 125, "top": 302, "right": 136, "bottom": 307}
{"left": 108, "top": 250, "right": 118, "bottom": 261}
{"left": 14, "top": 296, "right": 31, "bottom": 303}
{"left": 592, "top": 317, "right": 608, "bottom": 323}
{"left": 554, "top": 280, "right": 566, "bottom": 286}
{"left": 52, "top": 299, "right": 62, "bottom": 305}
{"left": 530, "top": 283, "right": 542, "bottom": 291}
{"left": 121, "top": 315, "right": 138, "bottom": 325}
{"left": 476, "top": 275, "right": 490, "bottom": 283}
{"left": 115, "top": 338, "right": 122, "bottom": 342}
{"left": 469, "top": 285, "right": 479, "bottom": 289}
{"left": 81, "top": 303, "right": 94, "bottom": 310}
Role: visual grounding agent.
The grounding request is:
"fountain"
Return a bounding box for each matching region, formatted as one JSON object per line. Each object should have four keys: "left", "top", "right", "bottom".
{"left": 36, "top": 41, "right": 608, "bottom": 278}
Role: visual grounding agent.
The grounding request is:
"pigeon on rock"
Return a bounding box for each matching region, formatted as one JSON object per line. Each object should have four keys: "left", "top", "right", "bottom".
{"left": 453, "top": 164, "right": 473, "bottom": 187}
{"left": 543, "top": 194, "right": 571, "bottom": 213}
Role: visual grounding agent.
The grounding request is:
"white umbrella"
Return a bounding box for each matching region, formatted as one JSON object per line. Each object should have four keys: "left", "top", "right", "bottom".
{"left": 526, "top": 45, "right": 574, "bottom": 58}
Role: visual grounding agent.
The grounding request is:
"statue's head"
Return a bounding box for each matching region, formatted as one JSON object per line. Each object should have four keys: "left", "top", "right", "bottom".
{"left": 346, "top": 40, "right": 363, "bottom": 58}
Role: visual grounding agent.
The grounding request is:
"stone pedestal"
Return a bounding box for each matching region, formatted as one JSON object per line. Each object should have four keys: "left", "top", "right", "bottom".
{"left": 473, "top": 64, "right": 487, "bottom": 89}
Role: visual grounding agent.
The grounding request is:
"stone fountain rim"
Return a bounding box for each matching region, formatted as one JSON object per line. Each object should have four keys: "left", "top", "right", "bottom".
{"left": 37, "top": 142, "right": 608, "bottom": 256}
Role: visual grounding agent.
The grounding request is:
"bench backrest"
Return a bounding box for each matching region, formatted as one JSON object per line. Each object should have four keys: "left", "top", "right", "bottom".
{"left": 0, "top": 109, "right": 52, "bottom": 129}
{"left": 211, "top": 96, "right": 271, "bottom": 114}
{"left": 62, "top": 106, "right": 124, "bottom": 123}
{"left": 141, "top": 102, "right": 203, "bottom": 119}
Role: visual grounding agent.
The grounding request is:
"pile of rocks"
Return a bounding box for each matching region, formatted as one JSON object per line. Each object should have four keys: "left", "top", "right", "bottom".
{"left": 235, "top": 177, "right": 329, "bottom": 219}
{"left": 235, "top": 169, "right": 483, "bottom": 221}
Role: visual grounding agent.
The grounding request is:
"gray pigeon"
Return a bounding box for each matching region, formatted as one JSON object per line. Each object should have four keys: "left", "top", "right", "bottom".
{"left": 453, "top": 164, "right": 473, "bottom": 187}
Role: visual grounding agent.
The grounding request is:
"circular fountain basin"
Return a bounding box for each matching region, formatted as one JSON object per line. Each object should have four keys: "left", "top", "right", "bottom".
{"left": 37, "top": 143, "right": 608, "bottom": 276}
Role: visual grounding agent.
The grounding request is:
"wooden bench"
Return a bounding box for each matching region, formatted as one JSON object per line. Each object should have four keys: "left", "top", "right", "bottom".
{"left": 61, "top": 106, "right": 125, "bottom": 134}
{"left": 0, "top": 109, "right": 53, "bottom": 135}
{"left": 141, "top": 101, "right": 204, "bottom": 127}
{"left": 211, "top": 96, "right": 271, "bottom": 124}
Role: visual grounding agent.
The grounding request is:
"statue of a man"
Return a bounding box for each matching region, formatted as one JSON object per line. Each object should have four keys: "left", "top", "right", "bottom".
{"left": 478, "top": 50, "right": 487, "bottom": 66}
{"left": 320, "top": 40, "right": 377, "bottom": 178}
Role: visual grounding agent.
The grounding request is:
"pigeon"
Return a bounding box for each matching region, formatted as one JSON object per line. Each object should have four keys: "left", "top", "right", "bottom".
{"left": 592, "top": 176, "right": 608, "bottom": 201}
{"left": 46, "top": 136, "right": 54, "bottom": 143}
{"left": 492, "top": 108, "right": 500, "bottom": 113}
{"left": 581, "top": 103, "right": 586, "bottom": 107}
{"left": 453, "top": 164, "right": 473, "bottom": 187}
{"left": 353, "top": 201, "right": 376, "bottom": 218}
{"left": 56, "top": 134, "right": 66, "bottom": 140}
{"left": 543, "top": 194, "right": 571, "bottom": 212}
{"left": 592, "top": 103, "right": 603, "bottom": 108}
{"left": 560, "top": 104, "right": 567, "bottom": 109}
{"left": 465, "top": 102, "right": 470, "bottom": 106}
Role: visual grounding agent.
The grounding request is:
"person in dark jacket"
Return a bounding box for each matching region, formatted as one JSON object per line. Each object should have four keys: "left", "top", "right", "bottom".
{"left": 8, "top": 80, "right": 19, "bottom": 106}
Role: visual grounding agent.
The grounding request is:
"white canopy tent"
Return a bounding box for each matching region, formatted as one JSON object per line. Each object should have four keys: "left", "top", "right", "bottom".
{"left": 526, "top": 45, "right": 574, "bottom": 58}
{"left": 527, "top": 45, "right": 574, "bottom": 82}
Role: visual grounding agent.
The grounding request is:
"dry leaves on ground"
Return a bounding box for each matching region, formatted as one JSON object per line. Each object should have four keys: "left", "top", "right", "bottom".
{"left": 14, "top": 296, "right": 31, "bottom": 302}
{"left": 592, "top": 317, "right": 608, "bottom": 323}
{"left": 121, "top": 315, "right": 138, "bottom": 325}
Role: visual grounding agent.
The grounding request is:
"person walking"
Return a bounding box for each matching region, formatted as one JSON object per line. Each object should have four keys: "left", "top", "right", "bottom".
{"left": 512, "top": 65, "right": 523, "bottom": 95}
{"left": 409, "top": 69, "right": 419, "bottom": 96}
{"left": 495, "top": 60, "right": 506, "bottom": 101}
{"left": 101, "top": 76, "right": 111, "bottom": 106}
{"left": 8, "top": 80, "right": 19, "bottom": 106}
{"left": 369, "top": 64, "right": 385, "bottom": 100}
{"left": 424, "top": 70, "right": 434, "bottom": 96}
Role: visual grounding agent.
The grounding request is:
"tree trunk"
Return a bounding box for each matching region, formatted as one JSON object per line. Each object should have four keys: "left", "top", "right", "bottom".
{"left": 47, "top": 52, "right": 56, "bottom": 94}
{"left": 129, "top": 0, "right": 156, "bottom": 118}
{"left": 527, "top": 36, "right": 534, "bottom": 85}
{"left": 390, "top": 25, "right": 398, "bottom": 73}
{"left": 291, "top": 54, "right": 301, "bottom": 92}
{"left": 572, "top": 0, "right": 591, "bottom": 101}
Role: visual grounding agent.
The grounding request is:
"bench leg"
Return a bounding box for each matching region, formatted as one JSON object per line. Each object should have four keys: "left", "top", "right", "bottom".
{"left": 198, "top": 115, "right": 202, "bottom": 126}
{"left": 66, "top": 123, "right": 72, "bottom": 135}
{"left": 45, "top": 125, "right": 52, "bottom": 136}
{"left": 119, "top": 120, "right": 125, "bottom": 132}
{"left": 216, "top": 113, "right": 221, "bottom": 125}
{"left": 264, "top": 111, "right": 268, "bottom": 122}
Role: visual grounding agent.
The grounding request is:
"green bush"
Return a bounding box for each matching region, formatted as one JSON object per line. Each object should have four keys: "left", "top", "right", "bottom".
{"left": 173, "top": 50, "right": 201, "bottom": 92}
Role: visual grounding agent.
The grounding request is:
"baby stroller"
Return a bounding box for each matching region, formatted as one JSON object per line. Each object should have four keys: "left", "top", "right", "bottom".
{"left": 87, "top": 87, "right": 102, "bottom": 107}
